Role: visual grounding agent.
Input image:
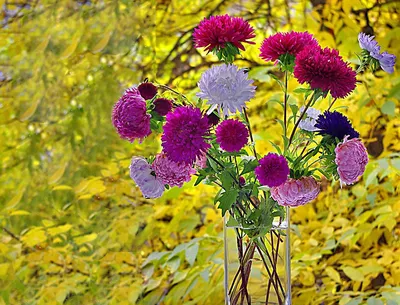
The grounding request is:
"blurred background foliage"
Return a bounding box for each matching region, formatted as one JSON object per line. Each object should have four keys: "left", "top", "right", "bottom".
{"left": 0, "top": 0, "right": 399, "bottom": 304}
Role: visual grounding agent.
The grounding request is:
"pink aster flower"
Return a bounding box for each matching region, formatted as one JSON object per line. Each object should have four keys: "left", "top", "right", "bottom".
{"left": 294, "top": 47, "right": 357, "bottom": 98}
{"left": 255, "top": 153, "right": 289, "bottom": 187}
{"left": 335, "top": 136, "right": 369, "bottom": 186}
{"left": 193, "top": 15, "right": 255, "bottom": 53}
{"left": 112, "top": 87, "right": 151, "bottom": 142}
{"left": 152, "top": 152, "right": 195, "bottom": 188}
{"left": 195, "top": 152, "right": 207, "bottom": 169}
{"left": 216, "top": 119, "right": 249, "bottom": 152}
{"left": 138, "top": 82, "right": 158, "bottom": 100}
{"left": 153, "top": 98, "right": 173, "bottom": 116}
{"left": 130, "top": 157, "right": 164, "bottom": 198}
{"left": 162, "top": 106, "right": 210, "bottom": 164}
{"left": 260, "top": 31, "right": 319, "bottom": 62}
{"left": 271, "top": 176, "right": 320, "bottom": 207}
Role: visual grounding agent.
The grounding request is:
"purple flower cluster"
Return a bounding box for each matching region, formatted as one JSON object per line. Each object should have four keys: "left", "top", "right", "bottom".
{"left": 216, "top": 119, "right": 248, "bottom": 152}
{"left": 255, "top": 153, "right": 289, "bottom": 188}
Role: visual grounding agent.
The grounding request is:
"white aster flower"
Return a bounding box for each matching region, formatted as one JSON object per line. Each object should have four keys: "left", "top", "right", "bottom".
{"left": 298, "top": 106, "right": 321, "bottom": 132}
{"left": 129, "top": 157, "right": 164, "bottom": 198}
{"left": 197, "top": 64, "right": 256, "bottom": 116}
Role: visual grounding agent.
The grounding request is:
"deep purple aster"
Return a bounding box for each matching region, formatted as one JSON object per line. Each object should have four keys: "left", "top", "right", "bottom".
{"left": 112, "top": 87, "right": 151, "bottom": 142}
{"left": 216, "top": 119, "right": 249, "bottom": 152}
{"left": 255, "top": 153, "right": 289, "bottom": 188}
{"left": 161, "top": 106, "right": 210, "bottom": 164}
{"left": 315, "top": 111, "right": 359, "bottom": 141}
{"left": 294, "top": 47, "right": 357, "bottom": 98}
{"left": 358, "top": 33, "right": 396, "bottom": 74}
{"left": 260, "top": 31, "right": 319, "bottom": 63}
{"left": 193, "top": 15, "right": 255, "bottom": 53}
{"left": 138, "top": 82, "right": 158, "bottom": 100}
{"left": 207, "top": 112, "right": 220, "bottom": 126}
{"left": 153, "top": 98, "right": 173, "bottom": 116}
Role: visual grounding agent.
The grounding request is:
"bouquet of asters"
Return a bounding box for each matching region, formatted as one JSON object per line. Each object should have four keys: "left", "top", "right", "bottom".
{"left": 112, "top": 15, "right": 395, "bottom": 305}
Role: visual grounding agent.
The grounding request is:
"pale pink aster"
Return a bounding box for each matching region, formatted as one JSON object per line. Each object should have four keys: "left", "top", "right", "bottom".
{"left": 129, "top": 157, "right": 164, "bottom": 198}
{"left": 152, "top": 153, "right": 195, "bottom": 187}
{"left": 112, "top": 87, "right": 151, "bottom": 143}
{"left": 195, "top": 152, "right": 207, "bottom": 169}
{"left": 271, "top": 176, "right": 320, "bottom": 207}
{"left": 335, "top": 136, "right": 369, "bottom": 186}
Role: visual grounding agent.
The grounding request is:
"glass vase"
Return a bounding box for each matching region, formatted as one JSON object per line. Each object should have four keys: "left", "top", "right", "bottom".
{"left": 223, "top": 207, "right": 291, "bottom": 305}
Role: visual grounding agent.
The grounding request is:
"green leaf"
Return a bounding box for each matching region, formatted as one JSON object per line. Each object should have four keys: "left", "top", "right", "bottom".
{"left": 226, "top": 217, "right": 240, "bottom": 227}
{"left": 240, "top": 159, "right": 258, "bottom": 175}
{"left": 367, "top": 297, "right": 384, "bottom": 305}
{"left": 185, "top": 243, "right": 199, "bottom": 266}
{"left": 217, "top": 190, "right": 238, "bottom": 215}
{"left": 342, "top": 266, "right": 364, "bottom": 282}
{"left": 381, "top": 101, "right": 396, "bottom": 116}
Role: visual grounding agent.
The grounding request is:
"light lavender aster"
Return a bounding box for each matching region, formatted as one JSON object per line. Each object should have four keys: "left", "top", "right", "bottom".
{"left": 129, "top": 157, "right": 164, "bottom": 198}
{"left": 358, "top": 33, "right": 396, "bottom": 74}
{"left": 298, "top": 106, "right": 321, "bottom": 132}
{"left": 358, "top": 33, "right": 380, "bottom": 58}
{"left": 197, "top": 64, "right": 256, "bottom": 116}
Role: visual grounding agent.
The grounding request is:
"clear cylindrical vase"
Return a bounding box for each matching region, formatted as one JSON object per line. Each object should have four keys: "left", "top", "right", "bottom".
{"left": 224, "top": 207, "right": 291, "bottom": 305}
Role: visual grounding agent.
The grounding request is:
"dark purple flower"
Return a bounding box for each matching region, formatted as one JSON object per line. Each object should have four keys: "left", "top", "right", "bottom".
{"left": 138, "top": 82, "right": 158, "bottom": 100}
{"left": 239, "top": 176, "right": 246, "bottom": 186}
{"left": 193, "top": 15, "right": 255, "bottom": 53}
{"left": 162, "top": 106, "right": 210, "bottom": 164}
{"left": 255, "top": 153, "right": 289, "bottom": 188}
{"left": 260, "top": 31, "right": 319, "bottom": 62}
{"left": 216, "top": 119, "right": 249, "bottom": 152}
{"left": 112, "top": 87, "right": 151, "bottom": 142}
{"left": 153, "top": 98, "right": 173, "bottom": 116}
{"left": 315, "top": 111, "right": 359, "bottom": 141}
{"left": 294, "top": 47, "right": 357, "bottom": 98}
{"left": 207, "top": 112, "right": 220, "bottom": 126}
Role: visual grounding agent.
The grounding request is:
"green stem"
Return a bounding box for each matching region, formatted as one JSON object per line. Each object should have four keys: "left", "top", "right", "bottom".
{"left": 243, "top": 108, "right": 257, "bottom": 159}
{"left": 283, "top": 70, "right": 288, "bottom": 138}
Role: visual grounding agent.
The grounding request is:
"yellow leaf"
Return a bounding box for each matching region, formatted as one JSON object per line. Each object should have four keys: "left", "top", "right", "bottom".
{"left": 5, "top": 187, "right": 26, "bottom": 210}
{"left": 60, "top": 36, "right": 80, "bottom": 59}
{"left": 52, "top": 185, "right": 73, "bottom": 191}
{"left": 342, "top": 266, "right": 364, "bottom": 282}
{"left": 19, "top": 98, "right": 41, "bottom": 121}
{"left": 48, "top": 162, "right": 68, "bottom": 185}
{"left": 92, "top": 31, "right": 112, "bottom": 54}
{"left": 36, "top": 35, "right": 51, "bottom": 52}
{"left": 0, "top": 263, "right": 9, "bottom": 279}
{"left": 42, "top": 220, "right": 55, "bottom": 227}
{"left": 325, "top": 267, "right": 341, "bottom": 283}
{"left": 47, "top": 224, "right": 72, "bottom": 236}
{"left": 74, "top": 233, "right": 97, "bottom": 245}
{"left": 9, "top": 210, "right": 30, "bottom": 216}
{"left": 21, "top": 228, "right": 47, "bottom": 247}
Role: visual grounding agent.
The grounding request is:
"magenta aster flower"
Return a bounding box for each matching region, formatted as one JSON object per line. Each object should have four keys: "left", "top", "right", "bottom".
{"left": 193, "top": 15, "right": 255, "bottom": 53}
{"left": 138, "top": 82, "right": 158, "bottom": 100}
{"left": 130, "top": 157, "right": 164, "bottom": 198}
{"left": 112, "top": 87, "right": 151, "bottom": 142}
{"left": 153, "top": 98, "right": 173, "bottom": 116}
{"left": 271, "top": 176, "right": 320, "bottom": 207}
{"left": 162, "top": 106, "right": 210, "bottom": 164}
{"left": 216, "top": 119, "right": 249, "bottom": 152}
{"left": 152, "top": 152, "right": 195, "bottom": 187}
{"left": 335, "top": 136, "right": 368, "bottom": 186}
{"left": 255, "top": 153, "right": 289, "bottom": 187}
{"left": 294, "top": 47, "right": 357, "bottom": 98}
{"left": 260, "top": 31, "right": 319, "bottom": 62}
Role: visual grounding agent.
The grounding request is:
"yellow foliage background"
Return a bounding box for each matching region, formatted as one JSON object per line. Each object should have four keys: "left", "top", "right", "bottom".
{"left": 0, "top": 0, "right": 399, "bottom": 304}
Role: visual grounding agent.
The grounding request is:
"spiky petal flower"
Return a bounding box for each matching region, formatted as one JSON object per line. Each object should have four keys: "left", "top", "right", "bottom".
{"left": 299, "top": 107, "right": 321, "bottom": 132}
{"left": 271, "top": 176, "right": 320, "bottom": 207}
{"left": 216, "top": 119, "right": 249, "bottom": 152}
{"left": 193, "top": 15, "right": 255, "bottom": 53}
{"left": 153, "top": 98, "right": 173, "bottom": 116}
{"left": 255, "top": 153, "right": 289, "bottom": 187}
{"left": 294, "top": 47, "right": 357, "bottom": 98}
{"left": 315, "top": 111, "right": 359, "bottom": 141}
{"left": 358, "top": 33, "right": 396, "bottom": 74}
{"left": 112, "top": 87, "right": 151, "bottom": 142}
{"left": 152, "top": 152, "right": 195, "bottom": 187}
{"left": 260, "top": 31, "right": 319, "bottom": 62}
{"left": 162, "top": 106, "right": 210, "bottom": 164}
{"left": 129, "top": 157, "right": 164, "bottom": 198}
{"left": 138, "top": 82, "right": 158, "bottom": 100}
{"left": 335, "top": 136, "right": 368, "bottom": 186}
{"left": 197, "top": 64, "right": 256, "bottom": 116}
